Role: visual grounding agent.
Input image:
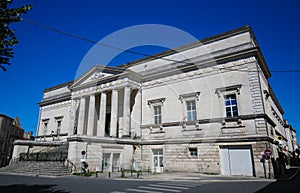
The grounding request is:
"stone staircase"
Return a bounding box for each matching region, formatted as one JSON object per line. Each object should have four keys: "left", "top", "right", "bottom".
{"left": 0, "top": 161, "right": 71, "bottom": 176}
{"left": 0, "top": 142, "right": 72, "bottom": 176}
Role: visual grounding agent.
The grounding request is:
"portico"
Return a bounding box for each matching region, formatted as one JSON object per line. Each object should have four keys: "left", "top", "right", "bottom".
{"left": 69, "top": 65, "right": 141, "bottom": 140}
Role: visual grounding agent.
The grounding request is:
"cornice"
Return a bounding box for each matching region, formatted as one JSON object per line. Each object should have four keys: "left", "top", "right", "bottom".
{"left": 67, "top": 135, "right": 140, "bottom": 145}
{"left": 141, "top": 135, "right": 272, "bottom": 145}
{"left": 141, "top": 113, "right": 276, "bottom": 128}
{"left": 38, "top": 93, "right": 71, "bottom": 107}
{"left": 120, "top": 26, "right": 253, "bottom": 68}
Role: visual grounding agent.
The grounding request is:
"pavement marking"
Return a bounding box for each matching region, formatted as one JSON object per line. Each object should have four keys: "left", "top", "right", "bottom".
{"left": 126, "top": 188, "right": 162, "bottom": 193}
{"left": 110, "top": 192, "right": 127, "bottom": 193}
{"left": 111, "top": 180, "right": 205, "bottom": 193}
{"left": 172, "top": 182, "right": 205, "bottom": 186}
{"left": 148, "top": 184, "right": 189, "bottom": 190}
{"left": 157, "top": 182, "right": 196, "bottom": 187}
{"left": 138, "top": 186, "right": 181, "bottom": 192}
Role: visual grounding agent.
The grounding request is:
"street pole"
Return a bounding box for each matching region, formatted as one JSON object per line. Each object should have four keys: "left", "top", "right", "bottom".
{"left": 80, "top": 161, "right": 83, "bottom": 176}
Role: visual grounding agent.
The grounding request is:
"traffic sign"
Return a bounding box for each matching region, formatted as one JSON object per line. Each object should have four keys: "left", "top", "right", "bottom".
{"left": 81, "top": 150, "right": 86, "bottom": 156}
{"left": 264, "top": 149, "right": 272, "bottom": 156}
{"left": 277, "top": 135, "right": 283, "bottom": 141}
{"left": 262, "top": 154, "right": 267, "bottom": 159}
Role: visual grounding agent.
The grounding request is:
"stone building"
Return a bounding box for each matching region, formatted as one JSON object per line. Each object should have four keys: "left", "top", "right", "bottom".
{"left": 0, "top": 114, "right": 24, "bottom": 167}
{"left": 12, "top": 26, "right": 298, "bottom": 177}
{"left": 284, "top": 120, "right": 298, "bottom": 153}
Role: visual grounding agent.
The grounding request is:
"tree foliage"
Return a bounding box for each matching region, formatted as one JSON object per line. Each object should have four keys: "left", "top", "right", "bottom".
{"left": 0, "top": 0, "right": 31, "bottom": 71}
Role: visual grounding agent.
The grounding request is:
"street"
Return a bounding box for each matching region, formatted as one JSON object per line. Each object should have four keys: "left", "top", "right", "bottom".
{"left": 0, "top": 173, "right": 276, "bottom": 193}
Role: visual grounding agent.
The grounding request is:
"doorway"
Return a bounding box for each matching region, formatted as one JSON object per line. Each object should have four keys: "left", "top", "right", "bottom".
{"left": 152, "top": 149, "right": 164, "bottom": 173}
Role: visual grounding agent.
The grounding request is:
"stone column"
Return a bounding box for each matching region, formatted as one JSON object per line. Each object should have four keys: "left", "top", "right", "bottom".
{"left": 69, "top": 99, "right": 78, "bottom": 135}
{"left": 77, "top": 97, "right": 86, "bottom": 135}
{"left": 134, "top": 89, "right": 142, "bottom": 137}
{"left": 110, "top": 89, "right": 118, "bottom": 137}
{"left": 97, "top": 92, "right": 106, "bottom": 137}
{"left": 87, "top": 94, "right": 95, "bottom": 136}
{"left": 123, "top": 86, "right": 131, "bottom": 137}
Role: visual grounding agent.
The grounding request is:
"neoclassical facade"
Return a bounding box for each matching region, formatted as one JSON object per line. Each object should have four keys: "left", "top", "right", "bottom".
{"left": 13, "top": 26, "right": 298, "bottom": 177}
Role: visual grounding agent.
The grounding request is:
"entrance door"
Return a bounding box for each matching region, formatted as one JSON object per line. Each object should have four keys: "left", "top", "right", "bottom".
{"left": 112, "top": 153, "right": 120, "bottom": 172}
{"left": 103, "top": 153, "right": 111, "bottom": 172}
{"left": 152, "top": 149, "right": 164, "bottom": 173}
{"left": 220, "top": 146, "right": 254, "bottom": 176}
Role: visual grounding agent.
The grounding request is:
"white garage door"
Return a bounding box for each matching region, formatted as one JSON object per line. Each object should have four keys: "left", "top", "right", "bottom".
{"left": 220, "top": 146, "right": 254, "bottom": 176}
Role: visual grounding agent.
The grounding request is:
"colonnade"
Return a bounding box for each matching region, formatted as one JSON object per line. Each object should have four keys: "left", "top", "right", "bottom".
{"left": 73, "top": 86, "right": 134, "bottom": 138}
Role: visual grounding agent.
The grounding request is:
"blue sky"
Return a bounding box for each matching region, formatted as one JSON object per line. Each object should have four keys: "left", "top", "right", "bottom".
{"left": 1, "top": 0, "right": 300, "bottom": 142}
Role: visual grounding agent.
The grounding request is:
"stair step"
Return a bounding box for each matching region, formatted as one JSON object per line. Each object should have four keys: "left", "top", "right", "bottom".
{"left": 0, "top": 161, "right": 72, "bottom": 176}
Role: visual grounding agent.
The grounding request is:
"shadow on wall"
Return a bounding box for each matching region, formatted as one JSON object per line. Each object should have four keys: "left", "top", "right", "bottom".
{"left": 0, "top": 184, "right": 70, "bottom": 193}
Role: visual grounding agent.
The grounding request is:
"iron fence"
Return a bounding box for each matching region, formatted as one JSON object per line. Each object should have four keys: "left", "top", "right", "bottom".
{"left": 19, "top": 152, "right": 67, "bottom": 162}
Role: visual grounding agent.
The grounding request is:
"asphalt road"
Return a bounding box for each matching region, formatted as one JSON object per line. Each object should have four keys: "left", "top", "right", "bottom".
{"left": 0, "top": 174, "right": 277, "bottom": 193}
{"left": 256, "top": 169, "right": 300, "bottom": 193}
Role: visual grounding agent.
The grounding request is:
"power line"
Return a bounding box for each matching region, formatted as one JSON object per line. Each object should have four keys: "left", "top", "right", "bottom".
{"left": 21, "top": 18, "right": 300, "bottom": 73}
{"left": 21, "top": 18, "right": 193, "bottom": 66}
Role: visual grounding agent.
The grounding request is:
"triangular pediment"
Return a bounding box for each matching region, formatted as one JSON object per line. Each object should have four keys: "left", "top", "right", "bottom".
{"left": 71, "top": 65, "right": 126, "bottom": 88}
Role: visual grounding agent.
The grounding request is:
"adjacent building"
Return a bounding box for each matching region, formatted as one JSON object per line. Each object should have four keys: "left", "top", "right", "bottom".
{"left": 12, "top": 26, "right": 298, "bottom": 177}
{"left": 0, "top": 114, "right": 24, "bottom": 167}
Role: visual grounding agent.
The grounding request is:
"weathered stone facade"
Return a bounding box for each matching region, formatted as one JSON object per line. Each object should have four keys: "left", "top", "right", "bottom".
{"left": 12, "top": 26, "right": 298, "bottom": 177}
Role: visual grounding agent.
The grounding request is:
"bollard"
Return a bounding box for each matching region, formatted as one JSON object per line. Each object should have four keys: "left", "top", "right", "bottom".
{"left": 108, "top": 172, "right": 111, "bottom": 178}
{"left": 137, "top": 171, "right": 140, "bottom": 179}
{"left": 96, "top": 171, "right": 98, "bottom": 178}
{"left": 121, "top": 168, "right": 125, "bottom": 178}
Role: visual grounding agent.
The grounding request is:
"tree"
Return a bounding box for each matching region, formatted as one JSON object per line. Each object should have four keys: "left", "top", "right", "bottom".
{"left": 0, "top": 0, "right": 31, "bottom": 71}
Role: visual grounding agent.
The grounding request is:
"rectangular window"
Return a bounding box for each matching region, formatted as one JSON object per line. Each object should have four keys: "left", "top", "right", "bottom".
{"left": 189, "top": 148, "right": 198, "bottom": 156}
{"left": 43, "top": 122, "right": 48, "bottom": 134}
{"left": 186, "top": 100, "right": 197, "bottom": 121}
{"left": 225, "top": 94, "right": 238, "bottom": 117}
{"left": 42, "top": 119, "right": 49, "bottom": 135}
{"left": 57, "top": 120, "right": 62, "bottom": 135}
{"left": 153, "top": 105, "right": 162, "bottom": 124}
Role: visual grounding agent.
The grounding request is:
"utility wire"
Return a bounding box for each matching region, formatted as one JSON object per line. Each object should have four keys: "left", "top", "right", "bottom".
{"left": 21, "top": 18, "right": 300, "bottom": 73}
{"left": 21, "top": 18, "right": 193, "bottom": 66}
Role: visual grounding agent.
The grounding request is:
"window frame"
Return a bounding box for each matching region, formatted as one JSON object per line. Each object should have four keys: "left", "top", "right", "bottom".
{"left": 153, "top": 105, "right": 162, "bottom": 125}
{"left": 188, "top": 147, "right": 198, "bottom": 157}
{"left": 216, "top": 85, "right": 241, "bottom": 118}
{"left": 147, "top": 98, "right": 165, "bottom": 126}
{"left": 55, "top": 116, "right": 63, "bottom": 135}
{"left": 179, "top": 92, "right": 200, "bottom": 122}
{"left": 186, "top": 100, "right": 197, "bottom": 121}
{"left": 224, "top": 94, "right": 239, "bottom": 117}
{"left": 42, "top": 119, "right": 49, "bottom": 135}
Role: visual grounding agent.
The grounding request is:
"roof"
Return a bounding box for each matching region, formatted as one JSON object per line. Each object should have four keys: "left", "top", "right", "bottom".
{"left": 0, "top": 114, "right": 14, "bottom": 120}
{"left": 0, "top": 114, "right": 24, "bottom": 130}
{"left": 120, "top": 25, "right": 255, "bottom": 68}
{"left": 43, "top": 80, "right": 74, "bottom": 93}
{"left": 43, "top": 25, "right": 271, "bottom": 92}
